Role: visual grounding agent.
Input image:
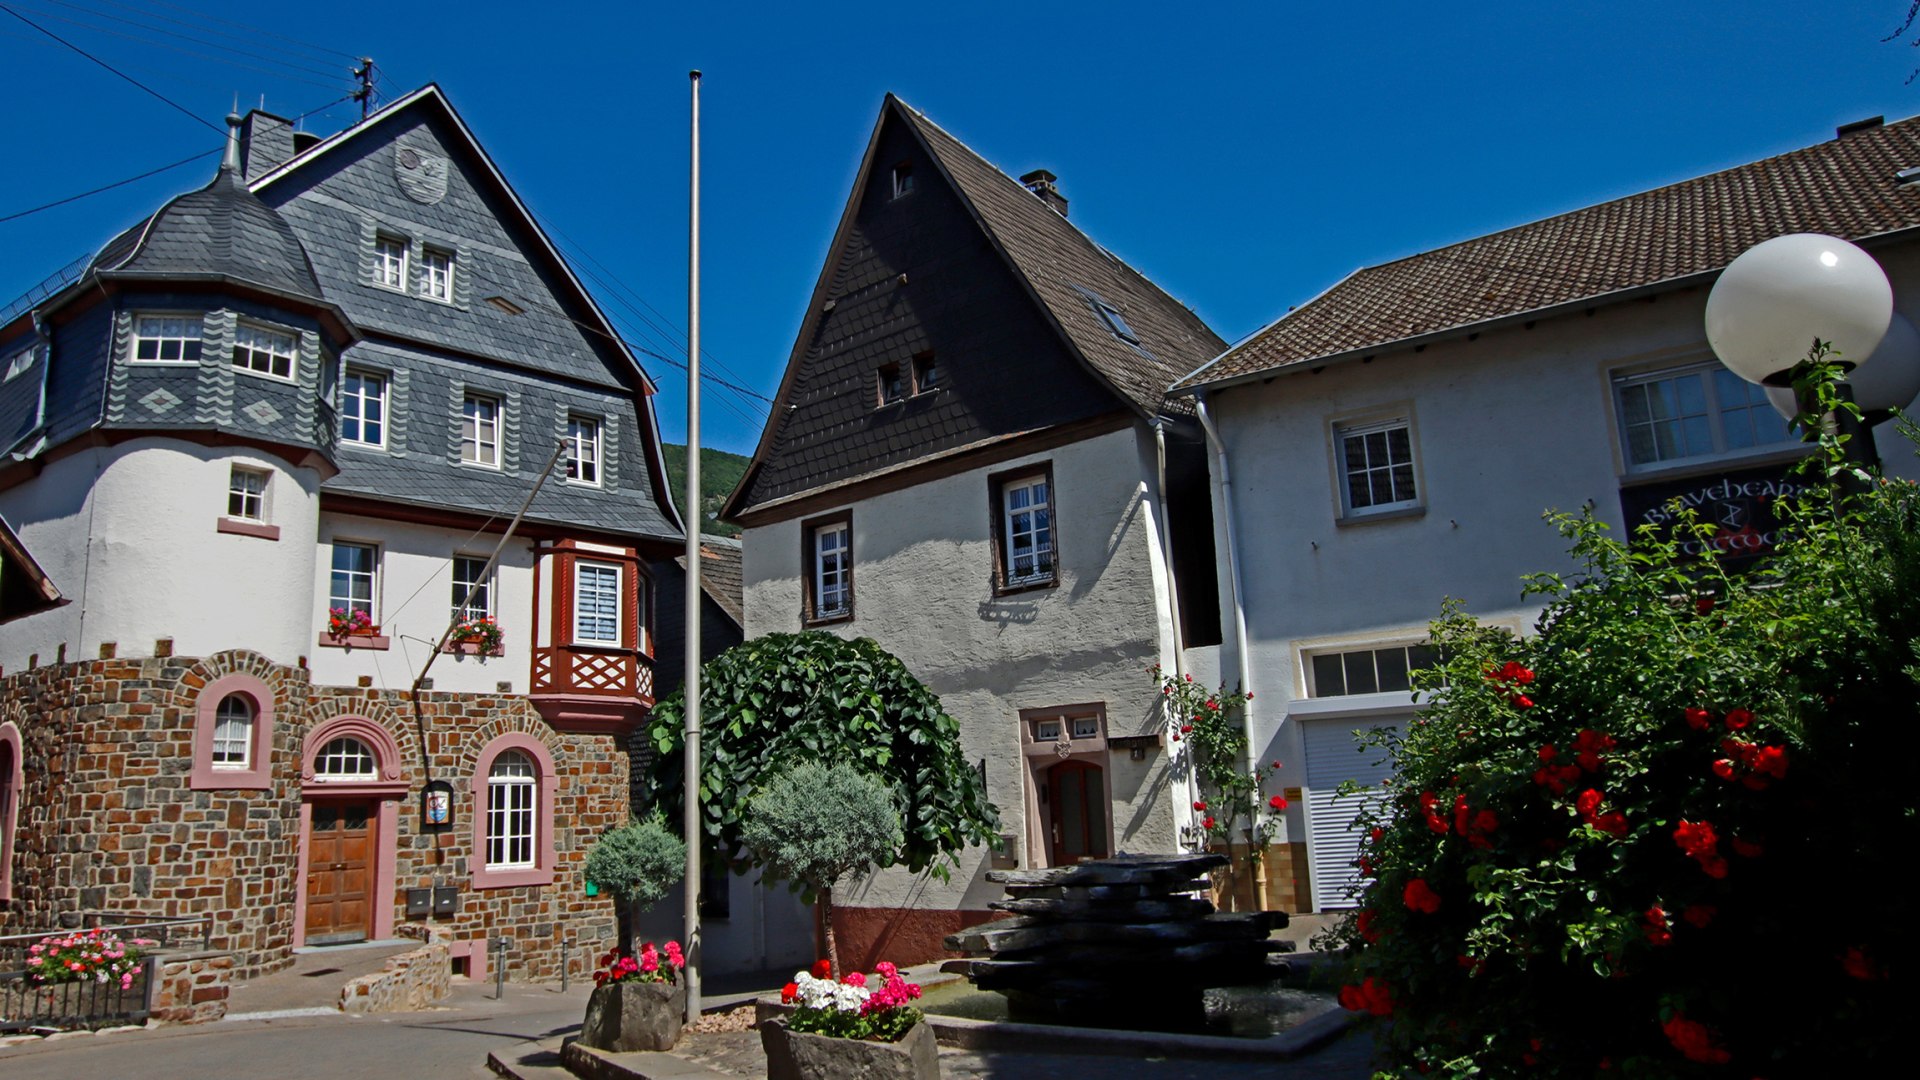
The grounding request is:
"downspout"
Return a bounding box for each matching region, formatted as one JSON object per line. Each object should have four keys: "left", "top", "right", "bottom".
{"left": 1193, "top": 390, "right": 1265, "bottom": 909}
{"left": 1150, "top": 417, "right": 1201, "bottom": 853}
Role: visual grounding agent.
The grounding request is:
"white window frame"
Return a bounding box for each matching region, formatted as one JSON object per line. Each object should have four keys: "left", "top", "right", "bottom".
{"left": 811, "top": 521, "right": 851, "bottom": 620}
{"left": 312, "top": 737, "right": 377, "bottom": 780}
{"left": 231, "top": 321, "right": 297, "bottom": 382}
{"left": 421, "top": 246, "right": 455, "bottom": 303}
{"left": 572, "top": 560, "right": 623, "bottom": 646}
{"left": 4, "top": 345, "right": 37, "bottom": 383}
{"left": 485, "top": 752, "right": 537, "bottom": 869}
{"left": 565, "top": 415, "right": 602, "bottom": 486}
{"left": 462, "top": 393, "right": 501, "bottom": 468}
{"left": 130, "top": 314, "right": 204, "bottom": 365}
{"left": 1305, "top": 641, "right": 1441, "bottom": 699}
{"left": 341, "top": 370, "right": 387, "bottom": 448}
{"left": 1612, "top": 360, "right": 1797, "bottom": 473}
{"left": 1001, "top": 473, "right": 1055, "bottom": 587}
{"left": 210, "top": 694, "right": 253, "bottom": 770}
{"left": 329, "top": 541, "right": 378, "bottom": 621}
{"left": 892, "top": 161, "right": 915, "bottom": 199}
{"left": 374, "top": 234, "right": 409, "bottom": 291}
{"left": 452, "top": 555, "right": 495, "bottom": 621}
{"left": 227, "top": 466, "right": 268, "bottom": 522}
{"left": 1334, "top": 415, "right": 1420, "bottom": 517}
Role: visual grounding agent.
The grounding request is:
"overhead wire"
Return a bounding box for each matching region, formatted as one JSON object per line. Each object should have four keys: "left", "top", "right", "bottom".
{"left": 1, "top": 1, "right": 226, "bottom": 134}
{"left": 126, "top": 0, "right": 360, "bottom": 62}
{"left": 82, "top": 0, "right": 358, "bottom": 64}
{"left": 17, "top": 0, "right": 348, "bottom": 82}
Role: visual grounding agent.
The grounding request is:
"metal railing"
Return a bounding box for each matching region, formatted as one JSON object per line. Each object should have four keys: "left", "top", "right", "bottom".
{"left": 0, "top": 914, "right": 212, "bottom": 969}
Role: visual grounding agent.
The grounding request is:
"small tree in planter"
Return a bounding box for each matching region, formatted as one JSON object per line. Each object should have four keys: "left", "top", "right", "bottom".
{"left": 583, "top": 816, "right": 685, "bottom": 956}
{"left": 741, "top": 760, "right": 904, "bottom": 977}
{"left": 578, "top": 817, "right": 689, "bottom": 1053}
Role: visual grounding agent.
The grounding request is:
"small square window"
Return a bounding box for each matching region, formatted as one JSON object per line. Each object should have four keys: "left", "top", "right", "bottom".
{"left": 1035, "top": 719, "right": 1063, "bottom": 741}
{"left": 876, "top": 364, "right": 904, "bottom": 407}
{"left": 421, "top": 247, "right": 455, "bottom": 302}
{"left": 131, "top": 315, "right": 203, "bottom": 364}
{"left": 1094, "top": 299, "right": 1139, "bottom": 345}
{"left": 892, "top": 161, "right": 915, "bottom": 199}
{"left": 4, "top": 346, "right": 36, "bottom": 382}
{"left": 566, "top": 415, "right": 602, "bottom": 485}
{"left": 913, "top": 352, "right": 940, "bottom": 393}
{"left": 228, "top": 467, "right": 267, "bottom": 522}
{"left": 804, "top": 512, "right": 853, "bottom": 624}
{"left": 462, "top": 394, "right": 501, "bottom": 468}
{"left": 1335, "top": 417, "right": 1419, "bottom": 515}
{"left": 374, "top": 234, "right": 408, "bottom": 290}
{"left": 342, "top": 370, "right": 387, "bottom": 447}
{"left": 1071, "top": 716, "right": 1100, "bottom": 740}
{"left": 232, "top": 322, "right": 297, "bottom": 381}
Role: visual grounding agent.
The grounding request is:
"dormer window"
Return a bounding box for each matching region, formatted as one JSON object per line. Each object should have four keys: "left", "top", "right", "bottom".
{"left": 1094, "top": 299, "right": 1139, "bottom": 345}
{"left": 374, "top": 234, "right": 408, "bottom": 291}
{"left": 913, "top": 352, "right": 940, "bottom": 393}
{"left": 892, "top": 161, "right": 915, "bottom": 199}
{"left": 876, "top": 363, "right": 904, "bottom": 406}
{"left": 421, "top": 247, "right": 455, "bottom": 302}
{"left": 131, "top": 315, "right": 203, "bottom": 364}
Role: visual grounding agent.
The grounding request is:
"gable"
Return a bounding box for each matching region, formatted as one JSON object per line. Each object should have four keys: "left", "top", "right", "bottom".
{"left": 730, "top": 109, "right": 1118, "bottom": 515}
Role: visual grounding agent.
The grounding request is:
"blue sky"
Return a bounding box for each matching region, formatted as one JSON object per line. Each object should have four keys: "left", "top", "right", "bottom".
{"left": 3, "top": 1, "right": 1918, "bottom": 454}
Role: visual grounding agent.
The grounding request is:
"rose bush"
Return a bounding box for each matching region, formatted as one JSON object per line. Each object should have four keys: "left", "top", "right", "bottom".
{"left": 1323, "top": 458, "right": 1917, "bottom": 1076}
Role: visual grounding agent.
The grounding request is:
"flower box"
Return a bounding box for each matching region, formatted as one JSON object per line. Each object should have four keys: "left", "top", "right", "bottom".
{"left": 761, "top": 1016, "right": 941, "bottom": 1080}
{"left": 578, "top": 979, "right": 685, "bottom": 1053}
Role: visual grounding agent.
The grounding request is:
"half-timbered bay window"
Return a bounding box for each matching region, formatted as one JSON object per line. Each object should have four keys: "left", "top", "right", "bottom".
{"left": 991, "top": 466, "right": 1056, "bottom": 592}
{"left": 529, "top": 541, "right": 654, "bottom": 730}
{"left": 803, "top": 511, "right": 852, "bottom": 624}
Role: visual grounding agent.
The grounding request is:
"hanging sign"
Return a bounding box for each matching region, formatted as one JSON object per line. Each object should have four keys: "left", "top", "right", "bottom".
{"left": 421, "top": 780, "right": 455, "bottom": 833}
{"left": 1618, "top": 465, "right": 1813, "bottom": 569}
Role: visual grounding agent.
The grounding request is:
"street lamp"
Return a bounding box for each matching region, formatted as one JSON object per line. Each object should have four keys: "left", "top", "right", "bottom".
{"left": 1764, "top": 312, "right": 1920, "bottom": 429}
{"left": 1705, "top": 233, "right": 1899, "bottom": 479}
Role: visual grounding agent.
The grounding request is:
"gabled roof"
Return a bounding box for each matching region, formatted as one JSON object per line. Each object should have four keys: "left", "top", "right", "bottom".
{"left": 724, "top": 95, "right": 1223, "bottom": 520}
{"left": 894, "top": 101, "right": 1225, "bottom": 416}
{"left": 0, "top": 514, "right": 65, "bottom": 624}
{"left": 92, "top": 166, "right": 324, "bottom": 301}
{"left": 678, "top": 536, "right": 744, "bottom": 630}
{"left": 1176, "top": 115, "right": 1920, "bottom": 392}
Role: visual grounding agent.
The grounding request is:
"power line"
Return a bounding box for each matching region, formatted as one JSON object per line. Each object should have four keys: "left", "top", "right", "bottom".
{"left": 6, "top": 2, "right": 345, "bottom": 90}
{"left": 84, "top": 0, "right": 359, "bottom": 63}
{"left": 126, "top": 0, "right": 360, "bottom": 62}
{"left": 1, "top": 1, "right": 223, "bottom": 134}
{"left": 20, "top": 0, "right": 347, "bottom": 81}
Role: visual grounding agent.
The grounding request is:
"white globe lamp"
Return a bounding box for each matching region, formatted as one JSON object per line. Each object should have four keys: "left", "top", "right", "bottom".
{"left": 1705, "top": 234, "right": 1894, "bottom": 386}
{"left": 1765, "top": 312, "right": 1920, "bottom": 419}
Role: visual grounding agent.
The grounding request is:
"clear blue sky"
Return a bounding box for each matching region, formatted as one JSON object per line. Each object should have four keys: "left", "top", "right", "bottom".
{"left": 3, "top": 1, "right": 1918, "bottom": 454}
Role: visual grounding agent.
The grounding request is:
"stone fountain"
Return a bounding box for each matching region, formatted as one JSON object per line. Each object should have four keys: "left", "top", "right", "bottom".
{"left": 941, "top": 853, "right": 1292, "bottom": 1030}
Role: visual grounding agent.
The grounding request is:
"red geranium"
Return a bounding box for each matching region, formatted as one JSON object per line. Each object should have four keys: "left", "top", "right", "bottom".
{"left": 811, "top": 959, "right": 832, "bottom": 979}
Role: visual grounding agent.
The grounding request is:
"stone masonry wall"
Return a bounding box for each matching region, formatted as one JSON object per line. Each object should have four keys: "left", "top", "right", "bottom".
{"left": 339, "top": 942, "right": 450, "bottom": 1013}
{"left": 150, "top": 951, "right": 235, "bottom": 1024}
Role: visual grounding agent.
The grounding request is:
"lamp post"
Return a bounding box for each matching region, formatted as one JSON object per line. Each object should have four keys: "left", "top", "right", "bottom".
{"left": 1704, "top": 234, "right": 1898, "bottom": 487}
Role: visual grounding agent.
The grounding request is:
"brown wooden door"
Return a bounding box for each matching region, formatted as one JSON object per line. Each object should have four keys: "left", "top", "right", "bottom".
{"left": 305, "top": 802, "right": 372, "bottom": 945}
{"left": 1046, "top": 761, "right": 1109, "bottom": 865}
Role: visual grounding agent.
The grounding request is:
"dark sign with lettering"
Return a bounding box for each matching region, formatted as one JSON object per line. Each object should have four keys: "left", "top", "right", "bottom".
{"left": 1618, "top": 466, "right": 1812, "bottom": 568}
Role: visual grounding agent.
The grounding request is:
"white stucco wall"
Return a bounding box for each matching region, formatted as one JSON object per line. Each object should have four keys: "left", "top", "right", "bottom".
{"left": 0, "top": 438, "right": 322, "bottom": 670}
{"left": 1201, "top": 241, "right": 1920, "bottom": 907}
{"left": 309, "top": 512, "right": 536, "bottom": 695}
{"left": 739, "top": 423, "right": 1186, "bottom": 913}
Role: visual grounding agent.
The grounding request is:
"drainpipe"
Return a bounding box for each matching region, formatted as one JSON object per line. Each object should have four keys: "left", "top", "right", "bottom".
{"left": 1150, "top": 417, "right": 1201, "bottom": 853}
{"left": 1193, "top": 391, "right": 1265, "bottom": 910}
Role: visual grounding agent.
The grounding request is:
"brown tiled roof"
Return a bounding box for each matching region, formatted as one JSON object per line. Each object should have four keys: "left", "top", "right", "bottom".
{"left": 899, "top": 103, "right": 1226, "bottom": 414}
{"left": 1177, "top": 116, "right": 1920, "bottom": 390}
{"left": 678, "top": 537, "right": 743, "bottom": 629}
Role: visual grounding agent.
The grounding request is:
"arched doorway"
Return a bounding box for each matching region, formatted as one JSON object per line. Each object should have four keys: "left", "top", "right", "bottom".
{"left": 295, "top": 718, "right": 407, "bottom": 947}
{"left": 1046, "top": 759, "right": 1109, "bottom": 865}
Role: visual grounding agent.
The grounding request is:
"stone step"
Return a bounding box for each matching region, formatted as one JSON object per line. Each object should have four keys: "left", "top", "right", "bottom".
{"left": 560, "top": 1040, "right": 741, "bottom": 1080}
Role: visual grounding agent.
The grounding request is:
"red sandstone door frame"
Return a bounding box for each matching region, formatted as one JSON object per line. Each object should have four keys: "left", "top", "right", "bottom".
{"left": 1016, "top": 705, "right": 1115, "bottom": 869}
{"left": 294, "top": 718, "right": 409, "bottom": 947}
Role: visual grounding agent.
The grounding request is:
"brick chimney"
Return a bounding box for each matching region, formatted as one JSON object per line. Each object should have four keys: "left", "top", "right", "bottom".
{"left": 1020, "top": 169, "right": 1068, "bottom": 218}
{"left": 239, "top": 110, "right": 296, "bottom": 181}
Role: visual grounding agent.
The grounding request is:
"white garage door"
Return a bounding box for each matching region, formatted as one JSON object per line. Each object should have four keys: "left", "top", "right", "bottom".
{"left": 1303, "top": 718, "right": 1398, "bottom": 911}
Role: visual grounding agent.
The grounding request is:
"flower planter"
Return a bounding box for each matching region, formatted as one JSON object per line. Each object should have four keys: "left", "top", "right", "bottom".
{"left": 578, "top": 979, "right": 684, "bottom": 1053}
{"left": 760, "top": 1016, "right": 941, "bottom": 1080}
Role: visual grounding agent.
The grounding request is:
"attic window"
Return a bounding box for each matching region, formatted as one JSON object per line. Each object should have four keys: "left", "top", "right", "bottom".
{"left": 912, "top": 351, "right": 940, "bottom": 393}
{"left": 1094, "top": 299, "right": 1139, "bottom": 345}
{"left": 892, "top": 161, "right": 915, "bottom": 199}
{"left": 485, "top": 296, "right": 525, "bottom": 316}
{"left": 877, "top": 363, "right": 905, "bottom": 406}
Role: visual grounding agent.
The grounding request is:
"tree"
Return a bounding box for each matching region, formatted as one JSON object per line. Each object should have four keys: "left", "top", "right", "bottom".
{"left": 640, "top": 632, "right": 999, "bottom": 883}
{"left": 1323, "top": 443, "right": 1917, "bottom": 1076}
{"left": 582, "top": 816, "right": 684, "bottom": 954}
{"left": 740, "top": 760, "right": 904, "bottom": 976}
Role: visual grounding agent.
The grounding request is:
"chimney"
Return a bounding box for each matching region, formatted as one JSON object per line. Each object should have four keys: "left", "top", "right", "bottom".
{"left": 239, "top": 109, "right": 297, "bottom": 180}
{"left": 1020, "top": 169, "right": 1068, "bottom": 218}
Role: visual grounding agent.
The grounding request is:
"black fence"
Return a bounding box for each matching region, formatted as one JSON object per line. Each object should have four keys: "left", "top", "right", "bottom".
{"left": 0, "top": 954, "right": 158, "bottom": 1033}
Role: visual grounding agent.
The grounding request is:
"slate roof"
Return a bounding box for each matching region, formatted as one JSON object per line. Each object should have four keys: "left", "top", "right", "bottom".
{"left": 677, "top": 536, "right": 743, "bottom": 629}
{"left": 91, "top": 167, "right": 324, "bottom": 301}
{"left": 1176, "top": 115, "right": 1920, "bottom": 391}
{"left": 897, "top": 101, "right": 1225, "bottom": 415}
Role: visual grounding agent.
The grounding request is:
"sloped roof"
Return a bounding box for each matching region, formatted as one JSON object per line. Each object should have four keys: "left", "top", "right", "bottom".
{"left": 1177, "top": 115, "right": 1920, "bottom": 391}
{"left": 0, "top": 513, "right": 65, "bottom": 624}
{"left": 92, "top": 166, "right": 324, "bottom": 301}
{"left": 677, "top": 536, "right": 743, "bottom": 629}
{"left": 898, "top": 101, "right": 1225, "bottom": 415}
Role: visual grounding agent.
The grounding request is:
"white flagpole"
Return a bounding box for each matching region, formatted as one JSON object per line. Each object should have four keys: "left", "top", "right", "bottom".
{"left": 682, "top": 67, "right": 704, "bottom": 1022}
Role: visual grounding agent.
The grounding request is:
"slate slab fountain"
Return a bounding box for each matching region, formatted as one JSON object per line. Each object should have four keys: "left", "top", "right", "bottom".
{"left": 940, "top": 853, "right": 1293, "bottom": 1030}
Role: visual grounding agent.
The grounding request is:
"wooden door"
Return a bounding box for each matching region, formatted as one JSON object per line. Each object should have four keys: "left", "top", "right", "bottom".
{"left": 305, "top": 802, "right": 372, "bottom": 945}
{"left": 1046, "top": 760, "right": 1109, "bottom": 865}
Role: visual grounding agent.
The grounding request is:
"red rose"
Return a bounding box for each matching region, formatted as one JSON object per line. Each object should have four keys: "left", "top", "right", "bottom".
{"left": 1593, "top": 812, "right": 1628, "bottom": 837}
{"left": 1724, "top": 708, "right": 1754, "bottom": 730}
{"left": 1355, "top": 908, "right": 1382, "bottom": 943}
{"left": 1202, "top": 815, "right": 1215, "bottom": 830}
{"left": 1268, "top": 794, "right": 1289, "bottom": 811}
{"left": 1684, "top": 707, "right": 1711, "bottom": 730}
{"left": 1682, "top": 903, "right": 1717, "bottom": 928}
{"left": 1842, "top": 946, "right": 1880, "bottom": 981}
{"left": 1271, "top": 759, "right": 1281, "bottom": 768}
{"left": 1403, "top": 878, "right": 1442, "bottom": 914}
{"left": 1368, "top": 827, "right": 1384, "bottom": 843}
{"left": 1538, "top": 743, "right": 1557, "bottom": 762}
{"left": 1511, "top": 694, "right": 1534, "bottom": 709}
{"left": 1576, "top": 788, "right": 1604, "bottom": 818}
{"left": 1180, "top": 724, "right": 1193, "bottom": 734}
{"left": 1755, "top": 745, "right": 1788, "bottom": 779}
{"left": 1711, "top": 758, "right": 1736, "bottom": 781}
{"left": 1337, "top": 976, "right": 1393, "bottom": 1016}
{"left": 1642, "top": 905, "right": 1672, "bottom": 946}
{"left": 1572, "top": 728, "right": 1615, "bottom": 772}
{"left": 1661, "top": 1013, "right": 1731, "bottom": 1065}
{"left": 1193, "top": 800, "right": 1208, "bottom": 812}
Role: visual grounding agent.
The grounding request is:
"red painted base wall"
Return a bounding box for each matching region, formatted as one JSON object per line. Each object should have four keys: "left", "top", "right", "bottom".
{"left": 829, "top": 906, "right": 1005, "bottom": 971}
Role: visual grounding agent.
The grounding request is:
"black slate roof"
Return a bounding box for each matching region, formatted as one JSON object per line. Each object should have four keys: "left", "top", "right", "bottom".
{"left": 92, "top": 167, "right": 324, "bottom": 301}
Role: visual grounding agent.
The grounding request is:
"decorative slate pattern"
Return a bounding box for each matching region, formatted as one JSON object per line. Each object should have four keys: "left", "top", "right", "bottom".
{"left": 91, "top": 168, "right": 324, "bottom": 301}
{"left": 1179, "top": 116, "right": 1920, "bottom": 389}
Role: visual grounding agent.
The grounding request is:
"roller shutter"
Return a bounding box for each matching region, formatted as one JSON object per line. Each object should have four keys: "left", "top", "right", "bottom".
{"left": 1303, "top": 717, "right": 1398, "bottom": 911}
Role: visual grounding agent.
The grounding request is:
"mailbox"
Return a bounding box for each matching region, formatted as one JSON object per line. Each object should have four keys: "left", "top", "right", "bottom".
{"left": 405, "top": 888, "right": 431, "bottom": 919}
{"left": 432, "top": 886, "right": 458, "bottom": 918}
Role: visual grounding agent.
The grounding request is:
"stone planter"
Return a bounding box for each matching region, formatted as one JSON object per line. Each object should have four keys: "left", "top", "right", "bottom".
{"left": 761, "top": 1017, "right": 941, "bottom": 1080}
{"left": 578, "top": 979, "right": 685, "bottom": 1053}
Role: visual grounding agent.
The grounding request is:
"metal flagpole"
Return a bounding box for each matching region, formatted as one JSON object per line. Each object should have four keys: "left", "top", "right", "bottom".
{"left": 682, "top": 67, "right": 704, "bottom": 1023}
